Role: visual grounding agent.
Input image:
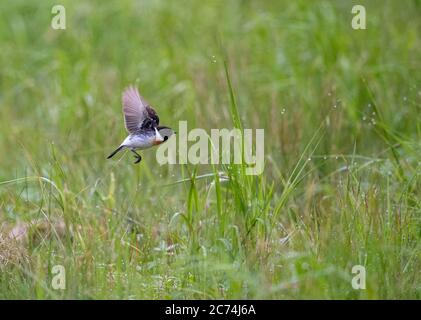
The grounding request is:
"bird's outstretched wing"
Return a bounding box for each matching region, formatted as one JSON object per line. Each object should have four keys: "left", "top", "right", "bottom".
{"left": 122, "top": 86, "right": 159, "bottom": 134}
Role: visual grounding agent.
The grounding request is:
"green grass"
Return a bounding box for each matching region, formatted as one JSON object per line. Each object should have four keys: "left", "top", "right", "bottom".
{"left": 0, "top": 0, "right": 420, "bottom": 299}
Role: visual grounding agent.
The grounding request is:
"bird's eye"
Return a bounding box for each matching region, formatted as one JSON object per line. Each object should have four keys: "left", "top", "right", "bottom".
{"left": 164, "top": 136, "right": 168, "bottom": 141}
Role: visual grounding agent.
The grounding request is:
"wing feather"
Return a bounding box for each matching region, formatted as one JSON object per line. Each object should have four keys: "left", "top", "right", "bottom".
{"left": 122, "top": 86, "right": 159, "bottom": 133}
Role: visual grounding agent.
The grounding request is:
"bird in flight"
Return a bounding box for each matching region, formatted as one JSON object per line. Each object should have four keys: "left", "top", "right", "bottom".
{"left": 107, "top": 86, "right": 175, "bottom": 164}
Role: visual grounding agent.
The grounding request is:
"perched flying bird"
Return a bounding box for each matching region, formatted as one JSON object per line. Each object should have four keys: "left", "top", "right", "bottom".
{"left": 107, "top": 86, "right": 175, "bottom": 164}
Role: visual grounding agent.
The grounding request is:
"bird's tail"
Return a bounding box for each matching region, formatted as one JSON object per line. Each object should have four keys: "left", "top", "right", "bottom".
{"left": 107, "top": 145, "right": 125, "bottom": 159}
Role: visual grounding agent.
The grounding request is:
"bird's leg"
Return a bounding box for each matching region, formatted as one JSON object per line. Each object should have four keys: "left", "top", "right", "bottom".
{"left": 130, "top": 149, "right": 142, "bottom": 164}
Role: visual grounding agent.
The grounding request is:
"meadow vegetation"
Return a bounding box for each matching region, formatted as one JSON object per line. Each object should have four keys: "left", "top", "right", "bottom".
{"left": 0, "top": 0, "right": 420, "bottom": 298}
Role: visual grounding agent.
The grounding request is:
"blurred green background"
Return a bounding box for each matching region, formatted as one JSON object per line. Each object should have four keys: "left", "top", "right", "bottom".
{"left": 0, "top": 0, "right": 420, "bottom": 299}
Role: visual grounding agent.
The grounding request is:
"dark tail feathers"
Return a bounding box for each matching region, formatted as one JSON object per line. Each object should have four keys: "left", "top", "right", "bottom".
{"left": 107, "top": 146, "right": 124, "bottom": 159}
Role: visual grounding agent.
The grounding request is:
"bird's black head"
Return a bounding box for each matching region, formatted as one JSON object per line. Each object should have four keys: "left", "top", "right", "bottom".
{"left": 157, "top": 126, "right": 175, "bottom": 142}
